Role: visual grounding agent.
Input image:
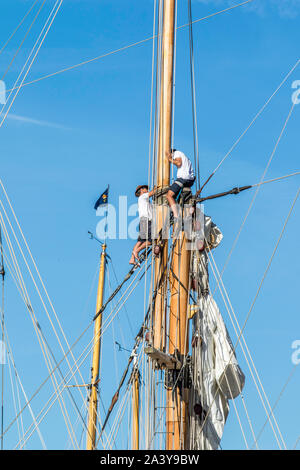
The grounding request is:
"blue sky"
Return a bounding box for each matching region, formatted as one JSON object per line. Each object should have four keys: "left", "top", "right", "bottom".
{"left": 0, "top": 0, "right": 299, "bottom": 450}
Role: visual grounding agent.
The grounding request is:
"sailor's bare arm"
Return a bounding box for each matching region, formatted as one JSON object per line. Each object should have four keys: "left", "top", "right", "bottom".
{"left": 148, "top": 186, "right": 157, "bottom": 197}
{"left": 166, "top": 151, "right": 182, "bottom": 168}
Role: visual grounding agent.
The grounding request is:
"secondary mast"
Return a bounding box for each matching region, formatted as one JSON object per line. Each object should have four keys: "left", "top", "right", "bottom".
{"left": 86, "top": 243, "right": 106, "bottom": 450}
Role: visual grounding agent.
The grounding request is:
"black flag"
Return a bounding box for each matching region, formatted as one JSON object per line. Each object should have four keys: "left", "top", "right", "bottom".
{"left": 94, "top": 186, "right": 109, "bottom": 210}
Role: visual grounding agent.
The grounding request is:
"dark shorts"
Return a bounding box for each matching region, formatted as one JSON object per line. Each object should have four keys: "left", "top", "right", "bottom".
{"left": 169, "top": 177, "right": 195, "bottom": 197}
{"left": 138, "top": 217, "right": 152, "bottom": 242}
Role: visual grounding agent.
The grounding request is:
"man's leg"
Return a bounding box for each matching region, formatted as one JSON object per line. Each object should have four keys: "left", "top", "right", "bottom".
{"left": 166, "top": 189, "right": 178, "bottom": 218}
{"left": 166, "top": 180, "right": 183, "bottom": 219}
{"left": 129, "top": 241, "right": 142, "bottom": 264}
{"left": 135, "top": 240, "right": 151, "bottom": 255}
{"left": 136, "top": 218, "right": 152, "bottom": 255}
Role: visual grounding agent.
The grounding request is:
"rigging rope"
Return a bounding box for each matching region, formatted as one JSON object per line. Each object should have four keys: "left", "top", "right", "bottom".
{"left": 0, "top": 209, "right": 79, "bottom": 449}
{"left": 198, "top": 59, "right": 300, "bottom": 195}
{"left": 6, "top": 257, "right": 150, "bottom": 447}
{"left": 148, "top": 0, "right": 158, "bottom": 192}
{"left": 100, "top": 341, "right": 145, "bottom": 450}
{"left": 6, "top": 1, "right": 255, "bottom": 95}
{"left": 157, "top": 180, "right": 297, "bottom": 448}
{"left": 6, "top": 341, "right": 24, "bottom": 447}
{"left": 207, "top": 250, "right": 278, "bottom": 448}
{"left": 2, "top": 322, "right": 46, "bottom": 448}
{"left": 208, "top": 99, "right": 298, "bottom": 323}
{"left": 3, "top": 163, "right": 155, "bottom": 446}
{"left": 197, "top": 188, "right": 299, "bottom": 448}
{"left": 0, "top": 185, "right": 116, "bottom": 442}
{"left": 97, "top": 248, "right": 175, "bottom": 443}
{"left": 293, "top": 435, "right": 300, "bottom": 450}
{"left": 0, "top": 0, "right": 63, "bottom": 130}
{"left": 252, "top": 364, "right": 299, "bottom": 449}
{"left": 108, "top": 257, "right": 135, "bottom": 338}
{"left": 171, "top": 0, "right": 178, "bottom": 170}
{"left": 0, "top": 195, "right": 101, "bottom": 446}
{"left": 13, "top": 261, "right": 148, "bottom": 448}
{"left": 3, "top": 0, "right": 293, "bottom": 449}
{"left": 188, "top": 0, "right": 200, "bottom": 191}
{"left": 0, "top": 212, "right": 71, "bottom": 444}
{"left": 0, "top": 226, "right": 5, "bottom": 450}
{"left": 0, "top": 1, "right": 90, "bottom": 447}
{"left": 0, "top": 0, "right": 39, "bottom": 55}
{"left": 1, "top": 0, "right": 47, "bottom": 82}
{"left": 93, "top": 249, "right": 151, "bottom": 322}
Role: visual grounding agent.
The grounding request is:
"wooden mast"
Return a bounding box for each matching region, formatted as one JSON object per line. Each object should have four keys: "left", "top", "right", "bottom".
{"left": 167, "top": 234, "right": 190, "bottom": 449}
{"left": 153, "top": 0, "right": 176, "bottom": 352}
{"left": 150, "top": 0, "right": 190, "bottom": 450}
{"left": 86, "top": 243, "right": 106, "bottom": 450}
{"left": 153, "top": 0, "right": 190, "bottom": 451}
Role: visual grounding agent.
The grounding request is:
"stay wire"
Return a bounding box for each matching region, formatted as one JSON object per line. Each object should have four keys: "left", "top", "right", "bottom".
{"left": 206, "top": 251, "right": 270, "bottom": 448}
{"left": 108, "top": 257, "right": 134, "bottom": 338}
{"left": 188, "top": 0, "right": 200, "bottom": 191}
{"left": 0, "top": 0, "right": 64, "bottom": 130}
{"left": 0, "top": 0, "right": 40, "bottom": 55}
{"left": 1, "top": 322, "right": 46, "bottom": 448}
{"left": 9, "top": 263, "right": 148, "bottom": 447}
{"left": 0, "top": 226, "right": 4, "bottom": 450}
{"left": 0, "top": 256, "right": 149, "bottom": 442}
{"left": 252, "top": 364, "right": 299, "bottom": 449}
{"left": 6, "top": 0, "right": 254, "bottom": 94}
{"left": 0, "top": 211, "right": 79, "bottom": 449}
{"left": 1, "top": 0, "right": 47, "bottom": 82}
{"left": 0, "top": 195, "right": 99, "bottom": 446}
{"left": 18, "top": 261, "right": 148, "bottom": 447}
{"left": 197, "top": 188, "right": 299, "bottom": 448}
{"left": 208, "top": 100, "right": 297, "bottom": 325}
{"left": 199, "top": 59, "right": 300, "bottom": 195}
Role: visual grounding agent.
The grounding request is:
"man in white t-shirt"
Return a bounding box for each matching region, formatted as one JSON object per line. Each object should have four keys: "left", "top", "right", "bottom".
{"left": 166, "top": 149, "right": 195, "bottom": 219}
{"left": 129, "top": 184, "right": 156, "bottom": 265}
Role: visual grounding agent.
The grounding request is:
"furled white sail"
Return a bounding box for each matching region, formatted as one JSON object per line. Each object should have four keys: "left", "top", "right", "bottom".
{"left": 188, "top": 218, "right": 245, "bottom": 450}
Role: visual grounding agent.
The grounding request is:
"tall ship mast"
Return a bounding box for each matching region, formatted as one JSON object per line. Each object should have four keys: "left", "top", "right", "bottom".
{"left": 86, "top": 243, "right": 106, "bottom": 450}
{"left": 85, "top": 0, "right": 245, "bottom": 451}
{"left": 0, "top": 0, "right": 299, "bottom": 451}
{"left": 151, "top": 0, "right": 194, "bottom": 450}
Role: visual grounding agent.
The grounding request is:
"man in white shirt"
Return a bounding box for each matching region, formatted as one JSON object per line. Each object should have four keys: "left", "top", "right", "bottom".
{"left": 129, "top": 184, "right": 156, "bottom": 265}
{"left": 166, "top": 149, "right": 195, "bottom": 219}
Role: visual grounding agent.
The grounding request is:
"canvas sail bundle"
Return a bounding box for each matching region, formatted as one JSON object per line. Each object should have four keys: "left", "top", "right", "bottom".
{"left": 191, "top": 214, "right": 223, "bottom": 295}
{"left": 188, "top": 218, "right": 245, "bottom": 450}
{"left": 188, "top": 295, "right": 245, "bottom": 450}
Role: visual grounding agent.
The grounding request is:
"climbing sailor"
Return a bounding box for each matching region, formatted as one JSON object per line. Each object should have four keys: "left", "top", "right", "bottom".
{"left": 129, "top": 184, "right": 156, "bottom": 265}
{"left": 166, "top": 149, "right": 195, "bottom": 220}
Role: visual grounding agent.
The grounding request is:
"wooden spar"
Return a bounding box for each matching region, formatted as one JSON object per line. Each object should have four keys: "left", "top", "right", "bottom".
{"left": 131, "top": 360, "right": 140, "bottom": 450}
{"left": 167, "top": 234, "right": 190, "bottom": 450}
{"left": 86, "top": 244, "right": 106, "bottom": 450}
{"left": 151, "top": 0, "right": 190, "bottom": 451}
{"left": 153, "top": 0, "right": 176, "bottom": 352}
{"left": 145, "top": 345, "right": 182, "bottom": 369}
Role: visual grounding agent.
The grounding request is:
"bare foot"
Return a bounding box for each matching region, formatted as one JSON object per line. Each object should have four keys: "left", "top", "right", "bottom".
{"left": 129, "top": 253, "right": 135, "bottom": 265}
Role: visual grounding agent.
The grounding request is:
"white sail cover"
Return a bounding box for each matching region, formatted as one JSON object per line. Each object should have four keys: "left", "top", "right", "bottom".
{"left": 204, "top": 215, "right": 223, "bottom": 249}
{"left": 188, "top": 218, "right": 245, "bottom": 450}
{"left": 188, "top": 295, "right": 245, "bottom": 449}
